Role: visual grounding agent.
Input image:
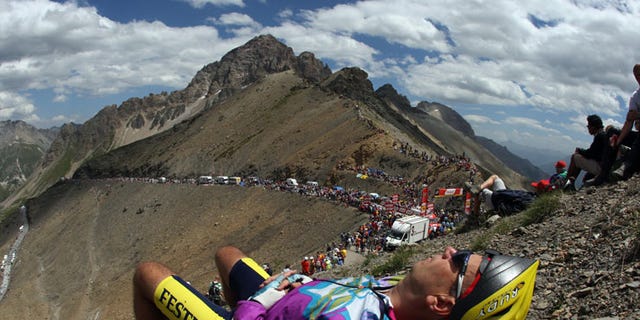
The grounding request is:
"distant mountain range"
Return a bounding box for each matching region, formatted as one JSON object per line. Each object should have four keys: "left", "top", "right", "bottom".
{"left": 0, "top": 121, "right": 58, "bottom": 202}
{"left": 503, "top": 142, "right": 569, "bottom": 176}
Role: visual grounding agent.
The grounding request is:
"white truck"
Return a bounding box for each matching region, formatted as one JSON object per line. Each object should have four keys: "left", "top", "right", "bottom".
{"left": 385, "top": 215, "right": 430, "bottom": 249}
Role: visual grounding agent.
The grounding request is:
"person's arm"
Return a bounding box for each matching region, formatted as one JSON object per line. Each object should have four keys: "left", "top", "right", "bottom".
{"left": 616, "top": 110, "right": 637, "bottom": 147}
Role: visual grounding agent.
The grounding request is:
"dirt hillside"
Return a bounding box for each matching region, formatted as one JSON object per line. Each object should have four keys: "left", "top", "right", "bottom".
{"left": 0, "top": 180, "right": 365, "bottom": 319}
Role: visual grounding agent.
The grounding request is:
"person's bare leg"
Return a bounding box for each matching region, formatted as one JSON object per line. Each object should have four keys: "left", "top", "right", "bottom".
{"left": 480, "top": 174, "right": 499, "bottom": 190}
{"left": 566, "top": 153, "right": 580, "bottom": 181}
{"left": 133, "top": 261, "right": 174, "bottom": 319}
{"left": 215, "top": 246, "right": 248, "bottom": 307}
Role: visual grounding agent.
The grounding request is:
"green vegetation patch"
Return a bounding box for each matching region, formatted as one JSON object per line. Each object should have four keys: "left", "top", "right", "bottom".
{"left": 520, "top": 193, "right": 560, "bottom": 226}
{"left": 371, "top": 246, "right": 415, "bottom": 276}
{"left": 466, "top": 193, "right": 561, "bottom": 251}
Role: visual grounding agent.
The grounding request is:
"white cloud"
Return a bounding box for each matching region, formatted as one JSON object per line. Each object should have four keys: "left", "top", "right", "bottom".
{"left": 297, "top": 2, "right": 450, "bottom": 52}
{"left": 277, "top": 9, "right": 293, "bottom": 19}
{"left": 212, "top": 12, "right": 261, "bottom": 28}
{"left": 280, "top": 0, "right": 639, "bottom": 120}
{"left": 0, "top": 0, "right": 237, "bottom": 117}
{"left": 264, "top": 24, "right": 380, "bottom": 69}
{"left": 53, "top": 94, "right": 67, "bottom": 103}
{"left": 208, "top": 12, "right": 262, "bottom": 36}
{"left": 51, "top": 114, "right": 74, "bottom": 123}
{"left": 0, "top": 91, "right": 35, "bottom": 118}
{"left": 464, "top": 114, "right": 501, "bottom": 125}
{"left": 179, "top": 0, "right": 245, "bottom": 9}
{"left": 504, "top": 116, "right": 550, "bottom": 132}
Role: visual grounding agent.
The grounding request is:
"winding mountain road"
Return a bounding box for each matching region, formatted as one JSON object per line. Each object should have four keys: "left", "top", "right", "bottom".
{"left": 0, "top": 205, "right": 29, "bottom": 302}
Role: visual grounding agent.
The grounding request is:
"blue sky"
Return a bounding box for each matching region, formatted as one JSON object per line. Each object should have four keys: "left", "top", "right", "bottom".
{"left": 1, "top": 0, "right": 639, "bottom": 164}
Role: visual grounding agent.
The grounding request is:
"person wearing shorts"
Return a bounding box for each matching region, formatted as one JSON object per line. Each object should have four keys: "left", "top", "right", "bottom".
{"left": 133, "top": 254, "right": 268, "bottom": 320}
{"left": 479, "top": 175, "right": 507, "bottom": 211}
{"left": 466, "top": 174, "right": 506, "bottom": 213}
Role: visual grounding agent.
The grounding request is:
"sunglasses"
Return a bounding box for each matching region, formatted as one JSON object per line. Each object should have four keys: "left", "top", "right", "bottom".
{"left": 451, "top": 249, "right": 500, "bottom": 299}
{"left": 452, "top": 249, "right": 473, "bottom": 299}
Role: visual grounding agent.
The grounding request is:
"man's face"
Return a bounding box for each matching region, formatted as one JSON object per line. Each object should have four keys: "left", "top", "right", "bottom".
{"left": 407, "top": 247, "right": 482, "bottom": 298}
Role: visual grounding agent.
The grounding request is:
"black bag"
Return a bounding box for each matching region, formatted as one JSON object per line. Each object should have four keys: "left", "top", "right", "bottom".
{"left": 491, "top": 189, "right": 536, "bottom": 215}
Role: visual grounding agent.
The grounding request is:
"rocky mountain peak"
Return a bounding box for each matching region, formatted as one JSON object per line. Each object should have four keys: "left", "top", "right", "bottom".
{"left": 416, "top": 101, "right": 475, "bottom": 137}
{"left": 375, "top": 84, "right": 412, "bottom": 110}
{"left": 0, "top": 120, "right": 58, "bottom": 147}
{"left": 321, "top": 67, "right": 374, "bottom": 102}
{"left": 297, "top": 51, "right": 332, "bottom": 83}
{"left": 188, "top": 34, "right": 332, "bottom": 101}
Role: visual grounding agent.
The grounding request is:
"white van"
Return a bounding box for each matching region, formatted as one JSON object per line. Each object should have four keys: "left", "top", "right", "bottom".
{"left": 228, "top": 176, "right": 241, "bottom": 185}
{"left": 306, "top": 181, "right": 319, "bottom": 187}
{"left": 198, "top": 176, "right": 214, "bottom": 184}
{"left": 385, "top": 215, "right": 430, "bottom": 249}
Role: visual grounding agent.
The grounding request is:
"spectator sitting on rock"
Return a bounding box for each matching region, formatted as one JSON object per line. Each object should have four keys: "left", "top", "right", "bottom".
{"left": 530, "top": 160, "right": 568, "bottom": 192}
{"left": 466, "top": 174, "right": 536, "bottom": 216}
{"left": 564, "top": 114, "right": 608, "bottom": 191}
{"left": 583, "top": 124, "right": 637, "bottom": 187}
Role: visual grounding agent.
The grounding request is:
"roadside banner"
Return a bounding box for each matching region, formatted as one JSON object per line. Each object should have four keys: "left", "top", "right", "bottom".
{"left": 434, "top": 188, "right": 464, "bottom": 197}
